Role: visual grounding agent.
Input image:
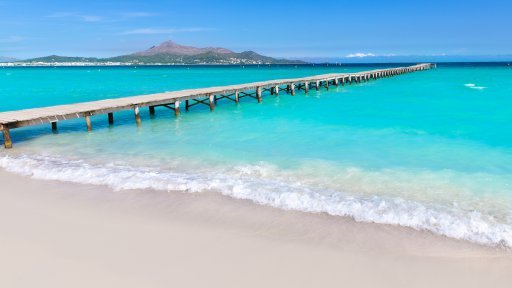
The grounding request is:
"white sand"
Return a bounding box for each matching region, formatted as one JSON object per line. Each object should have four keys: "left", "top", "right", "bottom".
{"left": 1, "top": 169, "right": 511, "bottom": 288}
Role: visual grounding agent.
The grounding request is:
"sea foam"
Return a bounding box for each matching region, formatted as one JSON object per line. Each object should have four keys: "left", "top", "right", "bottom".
{"left": 1, "top": 153, "right": 511, "bottom": 248}
{"left": 465, "top": 83, "right": 487, "bottom": 90}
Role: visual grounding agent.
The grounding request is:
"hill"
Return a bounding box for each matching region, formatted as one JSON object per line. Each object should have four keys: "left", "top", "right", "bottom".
{"left": 20, "top": 40, "right": 305, "bottom": 65}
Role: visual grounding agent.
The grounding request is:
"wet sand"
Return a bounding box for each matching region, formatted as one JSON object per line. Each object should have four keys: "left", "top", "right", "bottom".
{"left": 1, "top": 169, "right": 511, "bottom": 288}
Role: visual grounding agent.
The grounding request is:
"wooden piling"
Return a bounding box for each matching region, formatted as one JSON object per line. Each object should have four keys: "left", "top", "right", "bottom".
{"left": 1, "top": 126, "right": 12, "bottom": 149}
{"left": 304, "top": 82, "right": 309, "bottom": 93}
{"left": 185, "top": 100, "right": 190, "bottom": 111}
{"left": 235, "top": 90, "right": 239, "bottom": 103}
{"left": 108, "top": 112, "right": 114, "bottom": 125}
{"left": 149, "top": 106, "right": 155, "bottom": 115}
{"left": 51, "top": 122, "right": 57, "bottom": 131}
{"left": 174, "top": 100, "right": 180, "bottom": 116}
{"left": 316, "top": 81, "right": 320, "bottom": 91}
{"left": 85, "top": 114, "right": 92, "bottom": 131}
{"left": 134, "top": 106, "right": 142, "bottom": 125}
{"left": 256, "top": 87, "right": 262, "bottom": 103}
{"left": 275, "top": 85, "right": 279, "bottom": 96}
{"left": 291, "top": 83, "right": 296, "bottom": 96}
{"left": 209, "top": 95, "right": 215, "bottom": 111}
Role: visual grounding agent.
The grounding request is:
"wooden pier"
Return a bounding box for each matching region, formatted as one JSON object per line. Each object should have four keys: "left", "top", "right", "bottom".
{"left": 0, "top": 63, "right": 435, "bottom": 148}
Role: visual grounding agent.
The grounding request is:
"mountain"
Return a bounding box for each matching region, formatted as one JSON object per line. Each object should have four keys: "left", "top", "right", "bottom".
{"left": 25, "top": 55, "right": 99, "bottom": 63}
{"left": 133, "top": 40, "right": 233, "bottom": 56}
{"left": 109, "top": 40, "right": 304, "bottom": 64}
{"left": 20, "top": 40, "right": 305, "bottom": 65}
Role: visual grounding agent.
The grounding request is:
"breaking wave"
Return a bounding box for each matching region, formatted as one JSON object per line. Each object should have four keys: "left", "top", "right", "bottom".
{"left": 1, "top": 153, "right": 511, "bottom": 248}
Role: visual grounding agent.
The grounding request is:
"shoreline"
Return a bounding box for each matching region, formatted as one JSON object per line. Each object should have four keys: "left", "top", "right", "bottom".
{"left": 1, "top": 168, "right": 512, "bottom": 287}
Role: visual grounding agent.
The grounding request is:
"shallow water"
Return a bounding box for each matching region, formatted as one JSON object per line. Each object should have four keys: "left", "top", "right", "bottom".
{"left": 2, "top": 63, "right": 512, "bottom": 247}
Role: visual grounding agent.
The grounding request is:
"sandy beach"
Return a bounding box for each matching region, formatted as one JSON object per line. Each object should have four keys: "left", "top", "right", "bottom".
{"left": 1, "top": 169, "right": 511, "bottom": 288}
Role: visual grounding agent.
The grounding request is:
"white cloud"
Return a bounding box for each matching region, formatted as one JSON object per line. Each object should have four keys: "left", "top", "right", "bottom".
{"left": 346, "top": 52, "right": 376, "bottom": 58}
{"left": 48, "top": 12, "right": 103, "bottom": 22}
{"left": 0, "top": 36, "right": 24, "bottom": 43}
{"left": 120, "top": 28, "right": 212, "bottom": 35}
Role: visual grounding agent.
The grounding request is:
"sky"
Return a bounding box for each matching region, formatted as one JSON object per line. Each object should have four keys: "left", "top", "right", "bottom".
{"left": 1, "top": 0, "right": 511, "bottom": 60}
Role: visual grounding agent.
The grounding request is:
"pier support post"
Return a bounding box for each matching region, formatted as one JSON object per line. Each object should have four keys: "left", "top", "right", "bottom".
{"left": 256, "top": 87, "right": 262, "bottom": 103}
{"left": 315, "top": 81, "right": 319, "bottom": 91}
{"left": 325, "top": 80, "right": 329, "bottom": 90}
{"left": 174, "top": 101, "right": 180, "bottom": 116}
{"left": 149, "top": 106, "right": 155, "bottom": 116}
{"left": 235, "top": 90, "right": 239, "bottom": 103}
{"left": 291, "top": 83, "right": 295, "bottom": 96}
{"left": 275, "top": 85, "right": 279, "bottom": 96}
{"left": 85, "top": 114, "right": 92, "bottom": 131}
{"left": 186, "top": 100, "right": 189, "bottom": 111}
{"left": 134, "top": 106, "right": 142, "bottom": 125}
{"left": 108, "top": 113, "right": 114, "bottom": 125}
{"left": 270, "top": 87, "right": 274, "bottom": 95}
{"left": 1, "top": 126, "right": 12, "bottom": 149}
{"left": 209, "top": 95, "right": 215, "bottom": 111}
{"left": 51, "top": 122, "right": 58, "bottom": 132}
{"left": 334, "top": 78, "right": 339, "bottom": 86}
{"left": 304, "top": 82, "right": 309, "bottom": 93}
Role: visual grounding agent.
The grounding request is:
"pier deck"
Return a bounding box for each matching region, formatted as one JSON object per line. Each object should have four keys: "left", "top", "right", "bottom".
{"left": 0, "top": 63, "right": 435, "bottom": 148}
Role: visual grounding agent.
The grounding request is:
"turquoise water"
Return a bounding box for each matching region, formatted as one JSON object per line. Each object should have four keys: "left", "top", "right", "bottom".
{"left": 1, "top": 64, "right": 512, "bottom": 247}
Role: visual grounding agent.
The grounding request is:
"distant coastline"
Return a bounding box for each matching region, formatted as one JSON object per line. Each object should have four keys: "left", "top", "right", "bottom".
{"left": 0, "top": 40, "right": 305, "bottom": 66}
{"left": 0, "top": 62, "right": 308, "bottom": 67}
{"left": 2, "top": 61, "right": 512, "bottom": 68}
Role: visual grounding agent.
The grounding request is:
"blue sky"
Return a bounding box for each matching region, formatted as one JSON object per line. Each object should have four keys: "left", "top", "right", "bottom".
{"left": 1, "top": 0, "right": 511, "bottom": 60}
